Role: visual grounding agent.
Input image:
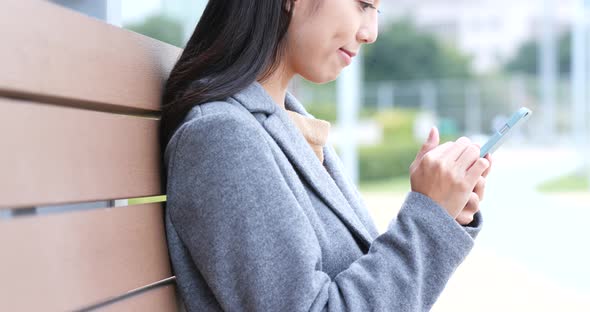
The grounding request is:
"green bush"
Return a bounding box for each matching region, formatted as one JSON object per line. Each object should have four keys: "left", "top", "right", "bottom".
{"left": 359, "top": 108, "right": 421, "bottom": 182}
{"left": 124, "top": 14, "right": 184, "bottom": 48}
{"left": 307, "top": 104, "right": 421, "bottom": 182}
{"left": 372, "top": 109, "right": 416, "bottom": 142}
{"left": 359, "top": 143, "right": 418, "bottom": 181}
{"left": 306, "top": 103, "right": 338, "bottom": 123}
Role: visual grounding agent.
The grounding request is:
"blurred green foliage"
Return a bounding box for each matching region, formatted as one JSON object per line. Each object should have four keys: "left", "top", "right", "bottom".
{"left": 359, "top": 175, "right": 411, "bottom": 193}
{"left": 305, "top": 102, "right": 338, "bottom": 122}
{"left": 124, "top": 14, "right": 184, "bottom": 48}
{"left": 358, "top": 109, "right": 420, "bottom": 181}
{"left": 537, "top": 169, "right": 589, "bottom": 193}
{"left": 358, "top": 143, "right": 418, "bottom": 181}
{"left": 364, "top": 19, "right": 473, "bottom": 82}
{"left": 505, "top": 31, "right": 571, "bottom": 77}
{"left": 308, "top": 105, "right": 421, "bottom": 183}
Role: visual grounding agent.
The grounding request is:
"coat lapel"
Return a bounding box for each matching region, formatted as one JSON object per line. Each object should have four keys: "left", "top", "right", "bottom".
{"left": 321, "top": 145, "right": 380, "bottom": 239}
{"left": 231, "top": 82, "right": 374, "bottom": 247}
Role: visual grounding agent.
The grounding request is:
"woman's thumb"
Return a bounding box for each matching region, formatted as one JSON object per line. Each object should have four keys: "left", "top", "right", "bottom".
{"left": 426, "top": 126, "right": 439, "bottom": 145}
{"left": 415, "top": 127, "right": 439, "bottom": 161}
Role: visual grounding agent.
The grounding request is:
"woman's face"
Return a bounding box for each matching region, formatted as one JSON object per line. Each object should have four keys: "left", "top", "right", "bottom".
{"left": 285, "top": 0, "right": 380, "bottom": 83}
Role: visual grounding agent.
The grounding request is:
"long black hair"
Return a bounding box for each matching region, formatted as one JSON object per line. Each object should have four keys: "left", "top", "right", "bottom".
{"left": 160, "top": 1, "right": 296, "bottom": 153}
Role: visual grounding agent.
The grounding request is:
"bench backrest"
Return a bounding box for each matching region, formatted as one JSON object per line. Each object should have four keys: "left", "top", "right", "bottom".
{"left": 0, "top": 0, "right": 182, "bottom": 310}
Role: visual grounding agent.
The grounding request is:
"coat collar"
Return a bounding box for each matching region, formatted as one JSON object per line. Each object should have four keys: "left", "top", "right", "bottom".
{"left": 231, "top": 82, "right": 375, "bottom": 247}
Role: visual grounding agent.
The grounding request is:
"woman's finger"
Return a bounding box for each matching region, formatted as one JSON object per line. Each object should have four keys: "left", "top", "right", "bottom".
{"left": 447, "top": 137, "right": 471, "bottom": 162}
{"left": 473, "top": 176, "right": 486, "bottom": 201}
{"left": 466, "top": 157, "right": 490, "bottom": 184}
{"left": 414, "top": 127, "right": 440, "bottom": 163}
{"left": 482, "top": 153, "right": 493, "bottom": 178}
{"left": 456, "top": 211, "right": 474, "bottom": 225}
{"left": 456, "top": 192, "right": 480, "bottom": 225}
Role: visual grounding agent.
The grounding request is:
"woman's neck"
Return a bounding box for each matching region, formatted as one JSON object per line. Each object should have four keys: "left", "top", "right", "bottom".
{"left": 258, "top": 63, "right": 294, "bottom": 110}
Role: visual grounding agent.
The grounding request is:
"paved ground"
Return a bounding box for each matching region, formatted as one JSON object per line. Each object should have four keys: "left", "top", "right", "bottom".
{"left": 361, "top": 146, "right": 590, "bottom": 311}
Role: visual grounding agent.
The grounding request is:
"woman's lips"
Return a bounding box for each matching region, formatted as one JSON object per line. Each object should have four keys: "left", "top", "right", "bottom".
{"left": 338, "top": 48, "right": 353, "bottom": 66}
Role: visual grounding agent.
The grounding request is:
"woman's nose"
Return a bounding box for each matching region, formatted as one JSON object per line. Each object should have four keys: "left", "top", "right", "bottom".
{"left": 357, "top": 21, "right": 378, "bottom": 44}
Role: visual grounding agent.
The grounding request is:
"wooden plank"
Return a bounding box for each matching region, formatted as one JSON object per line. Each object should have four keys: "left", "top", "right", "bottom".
{"left": 0, "top": 98, "right": 162, "bottom": 209}
{"left": 0, "top": 0, "right": 182, "bottom": 113}
{"left": 0, "top": 203, "right": 174, "bottom": 312}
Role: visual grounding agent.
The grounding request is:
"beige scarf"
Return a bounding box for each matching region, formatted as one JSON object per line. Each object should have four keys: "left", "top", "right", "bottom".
{"left": 286, "top": 110, "right": 331, "bottom": 163}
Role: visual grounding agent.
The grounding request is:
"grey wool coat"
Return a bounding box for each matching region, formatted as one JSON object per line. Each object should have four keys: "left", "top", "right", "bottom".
{"left": 163, "top": 81, "right": 482, "bottom": 312}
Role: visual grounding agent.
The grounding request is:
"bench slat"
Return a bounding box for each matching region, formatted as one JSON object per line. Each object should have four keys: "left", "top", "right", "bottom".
{"left": 0, "top": 0, "right": 181, "bottom": 113}
{"left": 0, "top": 203, "right": 175, "bottom": 311}
{"left": 0, "top": 98, "right": 162, "bottom": 209}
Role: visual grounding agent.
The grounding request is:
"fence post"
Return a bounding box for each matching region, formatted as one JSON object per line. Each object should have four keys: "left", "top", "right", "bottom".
{"left": 540, "top": 0, "right": 558, "bottom": 142}
{"left": 337, "top": 52, "right": 362, "bottom": 185}
{"left": 465, "top": 83, "right": 481, "bottom": 137}
{"left": 510, "top": 76, "right": 527, "bottom": 144}
{"left": 420, "top": 81, "right": 437, "bottom": 113}
{"left": 377, "top": 82, "right": 394, "bottom": 111}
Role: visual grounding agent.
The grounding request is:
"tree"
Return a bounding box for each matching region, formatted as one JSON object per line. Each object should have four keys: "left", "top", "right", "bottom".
{"left": 363, "top": 19, "right": 473, "bottom": 82}
{"left": 505, "top": 32, "right": 571, "bottom": 77}
{"left": 124, "top": 14, "right": 185, "bottom": 48}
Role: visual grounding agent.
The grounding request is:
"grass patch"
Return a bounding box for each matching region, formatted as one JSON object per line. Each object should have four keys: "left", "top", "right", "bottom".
{"left": 537, "top": 171, "right": 589, "bottom": 193}
{"left": 359, "top": 176, "right": 411, "bottom": 193}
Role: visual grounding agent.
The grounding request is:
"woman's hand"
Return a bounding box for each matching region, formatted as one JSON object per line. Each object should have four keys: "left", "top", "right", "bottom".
{"left": 409, "top": 127, "right": 491, "bottom": 223}
{"left": 455, "top": 152, "right": 493, "bottom": 225}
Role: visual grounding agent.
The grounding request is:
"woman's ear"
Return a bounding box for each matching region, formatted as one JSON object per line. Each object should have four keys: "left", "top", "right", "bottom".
{"left": 284, "top": 0, "right": 297, "bottom": 14}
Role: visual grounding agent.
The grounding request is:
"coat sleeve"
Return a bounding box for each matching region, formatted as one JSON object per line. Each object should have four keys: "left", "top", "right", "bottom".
{"left": 165, "top": 112, "right": 478, "bottom": 312}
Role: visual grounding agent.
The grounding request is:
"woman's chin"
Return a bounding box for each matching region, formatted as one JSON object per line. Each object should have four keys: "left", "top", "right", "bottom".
{"left": 302, "top": 69, "right": 341, "bottom": 85}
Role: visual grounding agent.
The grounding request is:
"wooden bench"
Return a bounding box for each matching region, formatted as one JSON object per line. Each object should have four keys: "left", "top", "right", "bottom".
{"left": 0, "top": 0, "right": 182, "bottom": 310}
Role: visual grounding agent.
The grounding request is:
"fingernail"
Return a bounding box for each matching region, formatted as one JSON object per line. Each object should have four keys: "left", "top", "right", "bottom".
{"left": 428, "top": 127, "right": 435, "bottom": 140}
{"left": 457, "top": 136, "right": 470, "bottom": 144}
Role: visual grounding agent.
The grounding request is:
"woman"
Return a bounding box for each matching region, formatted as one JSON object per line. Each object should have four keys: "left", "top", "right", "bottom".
{"left": 160, "top": 0, "right": 492, "bottom": 311}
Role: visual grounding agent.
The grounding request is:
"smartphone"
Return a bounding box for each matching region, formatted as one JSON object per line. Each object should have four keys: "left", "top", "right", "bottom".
{"left": 480, "top": 107, "right": 532, "bottom": 157}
